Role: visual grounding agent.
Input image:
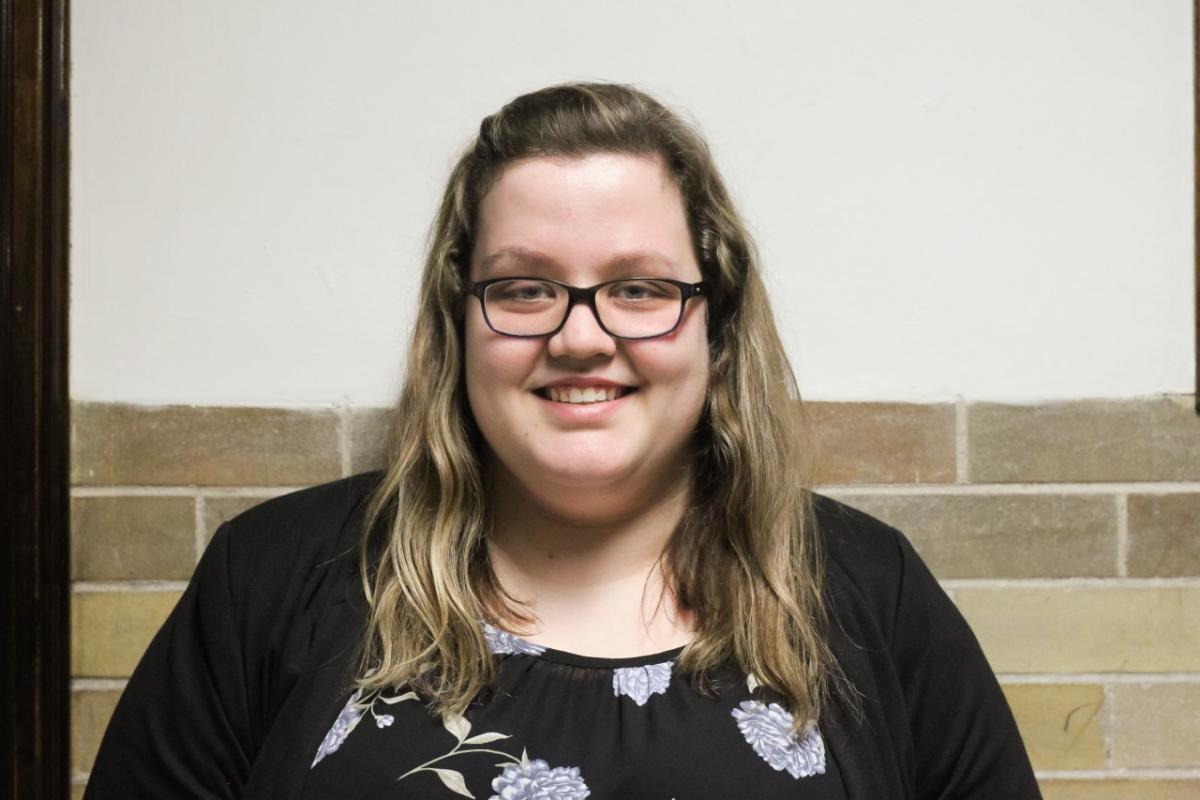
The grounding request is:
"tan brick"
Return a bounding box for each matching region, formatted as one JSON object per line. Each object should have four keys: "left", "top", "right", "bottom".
{"left": 1127, "top": 493, "right": 1200, "bottom": 577}
{"left": 201, "top": 494, "right": 284, "bottom": 546}
{"left": 1111, "top": 683, "right": 1200, "bottom": 767}
{"left": 1001, "top": 684, "right": 1105, "bottom": 770}
{"left": 348, "top": 407, "right": 393, "bottom": 474}
{"left": 1041, "top": 780, "right": 1200, "bottom": 800}
{"left": 968, "top": 397, "right": 1200, "bottom": 483}
{"left": 72, "top": 591, "right": 181, "bottom": 677}
{"left": 71, "top": 689, "right": 122, "bottom": 775}
{"left": 807, "top": 402, "right": 956, "bottom": 485}
{"left": 955, "top": 587, "right": 1200, "bottom": 673}
{"left": 71, "top": 496, "right": 196, "bottom": 581}
{"left": 71, "top": 402, "right": 341, "bottom": 486}
{"left": 826, "top": 493, "right": 1117, "bottom": 578}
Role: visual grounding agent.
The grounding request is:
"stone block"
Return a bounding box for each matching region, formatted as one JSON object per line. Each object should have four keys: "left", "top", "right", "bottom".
{"left": 71, "top": 689, "right": 122, "bottom": 775}
{"left": 1001, "top": 683, "right": 1105, "bottom": 770}
{"left": 71, "top": 495, "right": 196, "bottom": 580}
{"left": 1126, "top": 493, "right": 1200, "bottom": 577}
{"left": 829, "top": 493, "right": 1117, "bottom": 578}
{"left": 348, "top": 406, "right": 393, "bottom": 475}
{"left": 72, "top": 402, "right": 341, "bottom": 486}
{"left": 968, "top": 398, "right": 1200, "bottom": 483}
{"left": 955, "top": 587, "right": 1200, "bottom": 673}
{"left": 1111, "top": 683, "right": 1200, "bottom": 768}
{"left": 808, "top": 401, "right": 957, "bottom": 485}
{"left": 71, "top": 591, "right": 181, "bottom": 677}
{"left": 1040, "top": 780, "right": 1200, "bottom": 799}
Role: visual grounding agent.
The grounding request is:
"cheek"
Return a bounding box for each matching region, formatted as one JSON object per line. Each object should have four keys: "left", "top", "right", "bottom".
{"left": 464, "top": 314, "right": 540, "bottom": 420}
{"left": 633, "top": 327, "right": 710, "bottom": 406}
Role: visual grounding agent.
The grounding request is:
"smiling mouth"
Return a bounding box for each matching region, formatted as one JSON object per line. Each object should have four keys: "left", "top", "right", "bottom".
{"left": 534, "top": 386, "right": 638, "bottom": 404}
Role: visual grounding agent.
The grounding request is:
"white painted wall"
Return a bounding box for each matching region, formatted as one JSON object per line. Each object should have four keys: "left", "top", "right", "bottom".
{"left": 70, "top": 0, "right": 1194, "bottom": 407}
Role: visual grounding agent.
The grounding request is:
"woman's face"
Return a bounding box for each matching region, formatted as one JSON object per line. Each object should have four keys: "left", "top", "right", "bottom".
{"left": 464, "top": 152, "right": 709, "bottom": 509}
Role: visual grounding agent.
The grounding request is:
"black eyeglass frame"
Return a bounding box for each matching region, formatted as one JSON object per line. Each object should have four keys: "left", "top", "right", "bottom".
{"left": 463, "top": 276, "right": 708, "bottom": 340}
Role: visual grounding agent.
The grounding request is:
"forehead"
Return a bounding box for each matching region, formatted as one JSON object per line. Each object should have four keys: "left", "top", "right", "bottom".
{"left": 470, "top": 153, "right": 698, "bottom": 280}
{"left": 478, "top": 247, "right": 683, "bottom": 276}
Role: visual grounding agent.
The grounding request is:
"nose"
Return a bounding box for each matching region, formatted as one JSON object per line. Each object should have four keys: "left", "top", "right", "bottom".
{"left": 546, "top": 299, "right": 616, "bottom": 360}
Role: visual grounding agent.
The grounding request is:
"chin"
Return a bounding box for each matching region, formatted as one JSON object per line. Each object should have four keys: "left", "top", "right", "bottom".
{"left": 527, "top": 452, "right": 637, "bottom": 490}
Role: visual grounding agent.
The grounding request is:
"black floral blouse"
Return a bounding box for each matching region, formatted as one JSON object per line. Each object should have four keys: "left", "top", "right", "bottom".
{"left": 303, "top": 623, "right": 846, "bottom": 799}
{"left": 84, "top": 474, "right": 1040, "bottom": 799}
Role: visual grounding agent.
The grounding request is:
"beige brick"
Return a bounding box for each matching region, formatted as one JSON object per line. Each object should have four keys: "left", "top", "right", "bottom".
{"left": 968, "top": 397, "right": 1200, "bottom": 483}
{"left": 348, "top": 407, "right": 393, "bottom": 474}
{"left": 1001, "top": 684, "right": 1105, "bottom": 770}
{"left": 1111, "top": 683, "right": 1200, "bottom": 767}
{"left": 1127, "top": 493, "right": 1200, "bottom": 577}
{"left": 1041, "top": 780, "right": 1200, "bottom": 800}
{"left": 955, "top": 587, "right": 1200, "bottom": 673}
{"left": 201, "top": 494, "right": 284, "bottom": 546}
{"left": 71, "top": 496, "right": 196, "bottom": 581}
{"left": 72, "top": 591, "right": 181, "bottom": 677}
{"left": 826, "top": 493, "right": 1117, "bottom": 578}
{"left": 71, "top": 402, "right": 341, "bottom": 486}
{"left": 71, "top": 689, "right": 122, "bottom": 775}
{"left": 807, "top": 402, "right": 956, "bottom": 485}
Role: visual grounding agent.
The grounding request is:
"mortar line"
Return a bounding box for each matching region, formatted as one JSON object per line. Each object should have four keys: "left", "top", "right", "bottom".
{"left": 997, "top": 673, "right": 1200, "bottom": 684}
{"left": 71, "top": 678, "right": 129, "bottom": 691}
{"left": 70, "top": 482, "right": 1200, "bottom": 496}
{"left": 72, "top": 581, "right": 189, "bottom": 593}
{"left": 1034, "top": 768, "right": 1200, "bottom": 779}
{"left": 816, "top": 482, "right": 1200, "bottom": 495}
{"left": 941, "top": 577, "right": 1200, "bottom": 589}
{"left": 71, "top": 486, "right": 299, "bottom": 497}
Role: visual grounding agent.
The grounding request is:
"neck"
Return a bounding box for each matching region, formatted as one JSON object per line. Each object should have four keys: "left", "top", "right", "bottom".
{"left": 485, "top": 461, "right": 694, "bottom": 649}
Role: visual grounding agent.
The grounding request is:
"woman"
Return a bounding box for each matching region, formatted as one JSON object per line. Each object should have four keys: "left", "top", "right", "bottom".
{"left": 87, "top": 83, "right": 1039, "bottom": 798}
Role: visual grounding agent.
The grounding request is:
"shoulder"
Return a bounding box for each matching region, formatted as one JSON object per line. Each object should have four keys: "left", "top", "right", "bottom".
{"left": 810, "top": 493, "right": 1041, "bottom": 795}
{"left": 811, "top": 492, "right": 936, "bottom": 644}
{"left": 213, "top": 470, "right": 385, "bottom": 592}
{"left": 223, "top": 470, "right": 385, "bottom": 542}
{"left": 812, "top": 492, "right": 907, "bottom": 594}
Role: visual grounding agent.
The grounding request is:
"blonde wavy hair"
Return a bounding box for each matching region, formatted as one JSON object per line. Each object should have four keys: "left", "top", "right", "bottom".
{"left": 358, "top": 82, "right": 842, "bottom": 731}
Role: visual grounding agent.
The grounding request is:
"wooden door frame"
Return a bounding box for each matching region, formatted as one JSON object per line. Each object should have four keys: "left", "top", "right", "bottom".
{"left": 1, "top": 0, "right": 71, "bottom": 797}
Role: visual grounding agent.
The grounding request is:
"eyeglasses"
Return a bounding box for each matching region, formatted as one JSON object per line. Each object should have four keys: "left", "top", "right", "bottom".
{"left": 464, "top": 276, "right": 707, "bottom": 339}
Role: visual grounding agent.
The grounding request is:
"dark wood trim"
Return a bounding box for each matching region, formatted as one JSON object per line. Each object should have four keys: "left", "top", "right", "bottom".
{"left": 1, "top": 0, "right": 71, "bottom": 797}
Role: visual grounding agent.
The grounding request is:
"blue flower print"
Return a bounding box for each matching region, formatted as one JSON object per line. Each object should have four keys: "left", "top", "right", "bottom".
{"left": 490, "top": 756, "right": 591, "bottom": 800}
{"left": 612, "top": 661, "right": 672, "bottom": 706}
{"left": 311, "top": 689, "right": 365, "bottom": 766}
{"left": 482, "top": 621, "right": 546, "bottom": 656}
{"left": 311, "top": 685, "right": 418, "bottom": 768}
{"left": 731, "top": 700, "right": 826, "bottom": 779}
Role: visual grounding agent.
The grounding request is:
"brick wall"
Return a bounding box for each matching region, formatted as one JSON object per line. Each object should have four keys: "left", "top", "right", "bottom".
{"left": 69, "top": 398, "right": 1200, "bottom": 798}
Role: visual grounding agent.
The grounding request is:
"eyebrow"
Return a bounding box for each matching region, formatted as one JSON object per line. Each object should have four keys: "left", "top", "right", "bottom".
{"left": 477, "top": 247, "right": 683, "bottom": 276}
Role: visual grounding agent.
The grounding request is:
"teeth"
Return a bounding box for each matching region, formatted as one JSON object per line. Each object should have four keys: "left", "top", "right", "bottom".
{"left": 546, "top": 386, "right": 626, "bottom": 404}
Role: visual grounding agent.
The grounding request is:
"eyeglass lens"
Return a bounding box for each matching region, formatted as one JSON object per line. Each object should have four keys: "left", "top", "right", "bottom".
{"left": 483, "top": 279, "right": 684, "bottom": 338}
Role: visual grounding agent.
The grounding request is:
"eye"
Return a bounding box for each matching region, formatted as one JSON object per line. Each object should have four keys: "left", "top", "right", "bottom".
{"left": 609, "top": 280, "right": 676, "bottom": 302}
{"left": 489, "top": 279, "right": 559, "bottom": 303}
